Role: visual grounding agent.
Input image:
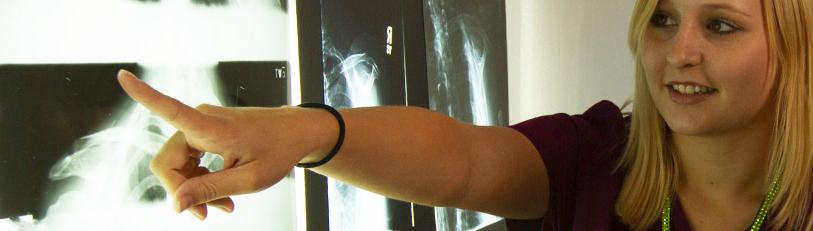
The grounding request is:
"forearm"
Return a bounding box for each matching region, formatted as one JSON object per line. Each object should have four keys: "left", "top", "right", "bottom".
{"left": 301, "top": 106, "right": 474, "bottom": 208}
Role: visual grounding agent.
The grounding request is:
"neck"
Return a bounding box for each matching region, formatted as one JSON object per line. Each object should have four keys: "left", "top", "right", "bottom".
{"left": 671, "top": 117, "right": 773, "bottom": 200}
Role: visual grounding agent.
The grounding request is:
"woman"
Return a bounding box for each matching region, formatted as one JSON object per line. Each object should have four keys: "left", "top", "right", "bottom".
{"left": 116, "top": 0, "right": 813, "bottom": 229}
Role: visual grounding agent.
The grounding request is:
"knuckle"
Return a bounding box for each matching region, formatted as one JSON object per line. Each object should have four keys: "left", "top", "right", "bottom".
{"left": 195, "top": 103, "right": 221, "bottom": 114}
{"left": 194, "top": 104, "right": 211, "bottom": 110}
{"left": 196, "top": 180, "right": 220, "bottom": 203}
{"left": 244, "top": 169, "right": 266, "bottom": 192}
{"left": 166, "top": 100, "right": 183, "bottom": 122}
{"left": 149, "top": 158, "right": 163, "bottom": 173}
{"left": 247, "top": 179, "right": 264, "bottom": 193}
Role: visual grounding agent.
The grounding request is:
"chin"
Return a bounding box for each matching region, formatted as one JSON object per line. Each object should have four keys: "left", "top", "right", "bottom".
{"left": 662, "top": 115, "right": 725, "bottom": 137}
{"left": 655, "top": 102, "right": 714, "bottom": 137}
{"left": 666, "top": 123, "right": 707, "bottom": 136}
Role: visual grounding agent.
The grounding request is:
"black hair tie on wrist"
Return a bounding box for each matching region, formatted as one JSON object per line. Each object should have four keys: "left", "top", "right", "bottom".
{"left": 296, "top": 103, "right": 345, "bottom": 168}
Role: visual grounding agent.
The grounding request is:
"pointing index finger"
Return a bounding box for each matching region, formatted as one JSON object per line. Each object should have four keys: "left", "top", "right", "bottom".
{"left": 117, "top": 70, "right": 207, "bottom": 132}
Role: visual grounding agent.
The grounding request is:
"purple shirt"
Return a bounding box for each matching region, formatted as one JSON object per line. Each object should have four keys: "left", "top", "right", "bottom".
{"left": 504, "top": 100, "right": 697, "bottom": 231}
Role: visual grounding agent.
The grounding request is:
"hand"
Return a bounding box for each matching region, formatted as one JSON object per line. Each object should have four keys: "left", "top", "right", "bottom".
{"left": 117, "top": 70, "right": 320, "bottom": 220}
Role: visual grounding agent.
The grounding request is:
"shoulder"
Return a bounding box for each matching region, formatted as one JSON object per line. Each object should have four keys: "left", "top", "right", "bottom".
{"left": 510, "top": 100, "right": 629, "bottom": 154}
{"left": 511, "top": 100, "right": 626, "bottom": 130}
{"left": 572, "top": 100, "right": 630, "bottom": 157}
{"left": 506, "top": 101, "right": 630, "bottom": 230}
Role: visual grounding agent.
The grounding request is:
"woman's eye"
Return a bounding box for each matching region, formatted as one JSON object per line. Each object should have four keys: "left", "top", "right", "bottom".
{"left": 650, "top": 13, "right": 677, "bottom": 27}
{"left": 707, "top": 19, "right": 740, "bottom": 35}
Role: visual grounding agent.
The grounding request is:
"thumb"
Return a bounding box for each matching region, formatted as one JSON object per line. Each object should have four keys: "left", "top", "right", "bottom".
{"left": 173, "top": 164, "right": 261, "bottom": 212}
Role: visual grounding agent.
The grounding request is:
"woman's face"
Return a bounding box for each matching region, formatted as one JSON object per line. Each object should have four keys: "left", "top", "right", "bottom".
{"left": 643, "top": 0, "right": 773, "bottom": 136}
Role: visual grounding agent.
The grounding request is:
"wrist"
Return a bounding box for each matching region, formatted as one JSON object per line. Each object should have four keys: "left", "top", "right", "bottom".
{"left": 297, "top": 104, "right": 343, "bottom": 167}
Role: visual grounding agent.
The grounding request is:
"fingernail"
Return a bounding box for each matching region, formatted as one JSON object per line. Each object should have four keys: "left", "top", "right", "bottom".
{"left": 214, "top": 204, "right": 234, "bottom": 213}
{"left": 186, "top": 210, "right": 205, "bottom": 221}
{"left": 175, "top": 196, "right": 191, "bottom": 213}
{"left": 118, "top": 69, "right": 134, "bottom": 78}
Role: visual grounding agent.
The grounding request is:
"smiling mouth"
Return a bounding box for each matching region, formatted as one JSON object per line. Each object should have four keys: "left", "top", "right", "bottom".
{"left": 668, "top": 83, "right": 718, "bottom": 95}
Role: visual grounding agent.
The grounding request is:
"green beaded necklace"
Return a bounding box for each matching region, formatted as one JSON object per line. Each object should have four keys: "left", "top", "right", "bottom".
{"left": 661, "top": 173, "right": 782, "bottom": 231}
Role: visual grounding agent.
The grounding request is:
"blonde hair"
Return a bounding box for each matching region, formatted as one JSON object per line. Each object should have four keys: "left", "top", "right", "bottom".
{"left": 615, "top": 0, "right": 813, "bottom": 230}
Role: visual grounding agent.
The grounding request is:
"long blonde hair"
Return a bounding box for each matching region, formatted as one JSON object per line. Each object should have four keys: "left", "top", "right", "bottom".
{"left": 615, "top": 0, "right": 813, "bottom": 230}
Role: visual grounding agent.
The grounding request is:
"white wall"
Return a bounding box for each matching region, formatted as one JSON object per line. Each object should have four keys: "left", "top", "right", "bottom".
{"left": 506, "top": 0, "right": 636, "bottom": 123}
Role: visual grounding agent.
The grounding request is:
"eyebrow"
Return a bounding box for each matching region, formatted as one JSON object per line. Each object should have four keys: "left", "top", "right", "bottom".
{"left": 702, "top": 3, "right": 752, "bottom": 17}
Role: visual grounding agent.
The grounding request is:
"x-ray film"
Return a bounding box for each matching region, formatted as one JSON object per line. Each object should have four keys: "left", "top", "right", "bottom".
{"left": 0, "top": 1, "right": 292, "bottom": 229}
{"left": 320, "top": 0, "right": 408, "bottom": 230}
{"left": 0, "top": 62, "right": 293, "bottom": 231}
{"left": 293, "top": 0, "right": 510, "bottom": 229}
{"left": 425, "top": 0, "right": 509, "bottom": 230}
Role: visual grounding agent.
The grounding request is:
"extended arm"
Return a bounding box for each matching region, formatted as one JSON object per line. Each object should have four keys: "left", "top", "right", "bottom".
{"left": 117, "top": 70, "right": 549, "bottom": 220}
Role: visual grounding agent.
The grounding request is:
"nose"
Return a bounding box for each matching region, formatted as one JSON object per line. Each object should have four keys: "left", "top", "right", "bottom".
{"left": 666, "top": 25, "right": 704, "bottom": 69}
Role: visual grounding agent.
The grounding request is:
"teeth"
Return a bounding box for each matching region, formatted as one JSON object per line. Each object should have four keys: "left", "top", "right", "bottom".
{"left": 671, "top": 84, "right": 715, "bottom": 95}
